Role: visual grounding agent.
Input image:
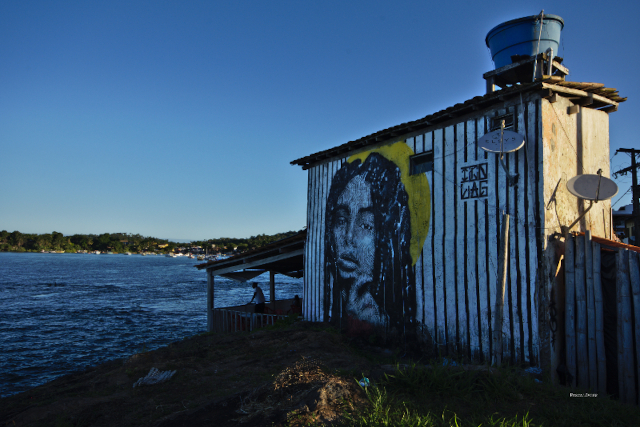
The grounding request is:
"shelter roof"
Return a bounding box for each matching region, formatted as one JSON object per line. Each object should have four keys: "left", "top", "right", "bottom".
{"left": 195, "top": 229, "right": 306, "bottom": 278}
{"left": 291, "top": 78, "right": 626, "bottom": 170}
{"left": 575, "top": 232, "right": 640, "bottom": 254}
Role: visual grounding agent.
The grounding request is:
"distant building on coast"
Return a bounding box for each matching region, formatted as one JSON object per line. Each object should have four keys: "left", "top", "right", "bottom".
{"left": 613, "top": 204, "right": 636, "bottom": 244}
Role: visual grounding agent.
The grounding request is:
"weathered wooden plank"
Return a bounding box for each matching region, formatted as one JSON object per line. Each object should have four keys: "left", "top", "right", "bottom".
{"left": 464, "top": 120, "right": 480, "bottom": 360}
{"left": 516, "top": 104, "right": 529, "bottom": 364}
{"left": 527, "top": 100, "right": 540, "bottom": 364}
{"left": 456, "top": 122, "right": 468, "bottom": 356}
{"left": 304, "top": 164, "right": 312, "bottom": 321}
{"left": 565, "top": 233, "right": 577, "bottom": 387}
{"left": 415, "top": 135, "right": 424, "bottom": 155}
{"left": 617, "top": 249, "right": 636, "bottom": 404}
{"left": 321, "top": 161, "right": 331, "bottom": 321}
{"left": 422, "top": 132, "right": 436, "bottom": 345}
{"left": 433, "top": 128, "right": 446, "bottom": 351}
{"left": 585, "top": 232, "right": 597, "bottom": 392}
{"left": 308, "top": 165, "right": 315, "bottom": 322}
{"left": 617, "top": 249, "right": 624, "bottom": 400}
{"left": 474, "top": 121, "right": 490, "bottom": 361}
{"left": 485, "top": 116, "right": 499, "bottom": 362}
{"left": 493, "top": 213, "right": 510, "bottom": 366}
{"left": 408, "top": 137, "right": 424, "bottom": 330}
{"left": 305, "top": 165, "right": 315, "bottom": 321}
{"left": 494, "top": 109, "right": 511, "bottom": 361}
{"left": 508, "top": 140, "right": 521, "bottom": 364}
{"left": 592, "top": 242, "right": 606, "bottom": 395}
{"left": 628, "top": 250, "right": 640, "bottom": 405}
{"left": 313, "top": 164, "right": 321, "bottom": 322}
{"left": 575, "top": 233, "right": 589, "bottom": 388}
{"left": 536, "top": 100, "right": 546, "bottom": 366}
{"left": 312, "top": 164, "right": 319, "bottom": 322}
{"left": 444, "top": 125, "right": 457, "bottom": 353}
{"left": 541, "top": 83, "right": 619, "bottom": 108}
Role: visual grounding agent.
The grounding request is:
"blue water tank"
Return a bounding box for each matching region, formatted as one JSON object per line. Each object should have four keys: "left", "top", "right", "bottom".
{"left": 486, "top": 14, "right": 564, "bottom": 69}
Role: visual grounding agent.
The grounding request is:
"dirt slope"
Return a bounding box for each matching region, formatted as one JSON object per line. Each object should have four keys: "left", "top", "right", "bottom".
{"left": 1, "top": 322, "right": 384, "bottom": 427}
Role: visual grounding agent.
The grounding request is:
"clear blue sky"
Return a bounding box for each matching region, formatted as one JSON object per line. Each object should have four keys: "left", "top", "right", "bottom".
{"left": 1, "top": 1, "right": 638, "bottom": 241}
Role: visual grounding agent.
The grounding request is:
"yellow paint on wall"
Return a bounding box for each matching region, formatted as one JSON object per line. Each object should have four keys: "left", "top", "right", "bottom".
{"left": 348, "top": 141, "right": 431, "bottom": 266}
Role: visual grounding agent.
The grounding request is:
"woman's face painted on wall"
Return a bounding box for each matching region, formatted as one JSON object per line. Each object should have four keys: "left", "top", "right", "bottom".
{"left": 333, "top": 174, "right": 385, "bottom": 325}
{"left": 334, "top": 174, "right": 375, "bottom": 281}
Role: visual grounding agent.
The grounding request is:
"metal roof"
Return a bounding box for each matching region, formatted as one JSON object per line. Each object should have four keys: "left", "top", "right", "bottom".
{"left": 195, "top": 229, "right": 306, "bottom": 278}
{"left": 291, "top": 78, "right": 626, "bottom": 170}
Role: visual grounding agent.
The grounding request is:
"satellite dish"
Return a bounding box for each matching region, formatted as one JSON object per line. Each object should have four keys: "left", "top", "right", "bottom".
{"left": 567, "top": 174, "right": 618, "bottom": 201}
{"left": 479, "top": 126, "right": 525, "bottom": 186}
{"left": 479, "top": 130, "right": 525, "bottom": 153}
{"left": 562, "top": 170, "right": 618, "bottom": 234}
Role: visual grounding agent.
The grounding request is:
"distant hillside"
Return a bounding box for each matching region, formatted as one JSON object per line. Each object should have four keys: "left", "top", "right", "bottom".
{"left": 0, "top": 230, "right": 302, "bottom": 254}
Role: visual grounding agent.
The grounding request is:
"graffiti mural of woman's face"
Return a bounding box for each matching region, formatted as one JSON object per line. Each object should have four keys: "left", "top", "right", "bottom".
{"left": 325, "top": 145, "right": 428, "bottom": 336}
{"left": 332, "top": 174, "right": 386, "bottom": 325}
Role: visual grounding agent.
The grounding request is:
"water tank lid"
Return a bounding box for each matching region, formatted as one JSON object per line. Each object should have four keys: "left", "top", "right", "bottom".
{"left": 485, "top": 14, "right": 565, "bottom": 48}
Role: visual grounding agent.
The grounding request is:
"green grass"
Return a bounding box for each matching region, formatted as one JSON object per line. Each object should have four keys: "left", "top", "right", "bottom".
{"left": 336, "top": 362, "right": 640, "bottom": 427}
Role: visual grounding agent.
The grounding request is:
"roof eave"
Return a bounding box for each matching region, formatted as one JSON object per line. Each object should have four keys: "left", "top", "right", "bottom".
{"left": 291, "top": 79, "right": 626, "bottom": 170}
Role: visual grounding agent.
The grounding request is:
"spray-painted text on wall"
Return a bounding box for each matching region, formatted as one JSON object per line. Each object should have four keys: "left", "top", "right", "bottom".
{"left": 460, "top": 162, "right": 488, "bottom": 200}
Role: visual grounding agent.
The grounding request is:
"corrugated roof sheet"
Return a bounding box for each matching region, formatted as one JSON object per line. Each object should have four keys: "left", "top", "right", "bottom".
{"left": 291, "top": 78, "right": 626, "bottom": 170}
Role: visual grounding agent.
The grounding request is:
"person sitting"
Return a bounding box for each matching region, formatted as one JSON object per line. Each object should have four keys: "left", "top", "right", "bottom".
{"left": 248, "top": 282, "right": 265, "bottom": 314}
{"left": 289, "top": 295, "right": 302, "bottom": 315}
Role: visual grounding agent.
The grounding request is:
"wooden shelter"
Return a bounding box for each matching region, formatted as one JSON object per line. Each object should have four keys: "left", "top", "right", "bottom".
{"left": 196, "top": 230, "right": 305, "bottom": 333}
{"left": 291, "top": 54, "right": 628, "bottom": 377}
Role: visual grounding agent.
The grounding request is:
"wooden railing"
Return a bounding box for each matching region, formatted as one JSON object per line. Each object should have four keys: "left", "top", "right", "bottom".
{"left": 211, "top": 309, "right": 287, "bottom": 333}
{"left": 211, "top": 298, "right": 302, "bottom": 334}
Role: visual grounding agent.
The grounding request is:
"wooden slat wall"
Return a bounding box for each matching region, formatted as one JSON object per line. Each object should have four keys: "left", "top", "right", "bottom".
{"left": 565, "top": 234, "right": 640, "bottom": 404}
{"left": 618, "top": 249, "right": 636, "bottom": 404}
{"left": 304, "top": 105, "right": 541, "bottom": 365}
{"left": 629, "top": 251, "right": 640, "bottom": 404}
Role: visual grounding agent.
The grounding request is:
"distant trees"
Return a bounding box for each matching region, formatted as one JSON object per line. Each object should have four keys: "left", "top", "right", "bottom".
{"left": 0, "top": 230, "right": 301, "bottom": 254}
{"left": 0, "top": 230, "right": 297, "bottom": 253}
{"left": 189, "top": 230, "right": 299, "bottom": 254}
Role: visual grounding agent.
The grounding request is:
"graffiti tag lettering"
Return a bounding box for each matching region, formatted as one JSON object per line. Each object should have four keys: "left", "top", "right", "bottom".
{"left": 460, "top": 163, "right": 488, "bottom": 200}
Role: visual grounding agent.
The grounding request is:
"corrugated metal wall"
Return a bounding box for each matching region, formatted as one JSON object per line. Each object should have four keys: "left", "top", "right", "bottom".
{"left": 304, "top": 101, "right": 542, "bottom": 365}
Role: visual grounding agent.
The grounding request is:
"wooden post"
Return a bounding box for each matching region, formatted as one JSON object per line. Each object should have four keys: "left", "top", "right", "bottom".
{"left": 207, "top": 269, "right": 214, "bottom": 332}
{"left": 592, "top": 242, "right": 607, "bottom": 396}
{"left": 585, "top": 231, "right": 597, "bottom": 392}
{"left": 565, "top": 233, "right": 576, "bottom": 387}
{"left": 493, "top": 213, "right": 509, "bottom": 366}
{"left": 270, "top": 271, "right": 276, "bottom": 312}
{"left": 575, "top": 232, "right": 589, "bottom": 388}
{"left": 628, "top": 251, "right": 640, "bottom": 405}
{"left": 617, "top": 249, "right": 636, "bottom": 404}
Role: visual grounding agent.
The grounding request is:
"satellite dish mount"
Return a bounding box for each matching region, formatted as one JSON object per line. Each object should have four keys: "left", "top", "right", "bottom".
{"left": 479, "top": 120, "right": 525, "bottom": 186}
{"left": 562, "top": 169, "right": 619, "bottom": 234}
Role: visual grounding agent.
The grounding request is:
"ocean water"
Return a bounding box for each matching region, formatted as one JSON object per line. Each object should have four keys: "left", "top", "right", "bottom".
{"left": 0, "top": 252, "right": 302, "bottom": 398}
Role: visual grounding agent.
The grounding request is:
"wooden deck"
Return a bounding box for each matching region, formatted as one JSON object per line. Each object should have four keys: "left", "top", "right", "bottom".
{"left": 210, "top": 298, "right": 301, "bottom": 334}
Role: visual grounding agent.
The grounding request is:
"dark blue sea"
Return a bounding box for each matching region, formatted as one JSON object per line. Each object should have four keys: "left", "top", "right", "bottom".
{"left": 0, "top": 252, "right": 302, "bottom": 398}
